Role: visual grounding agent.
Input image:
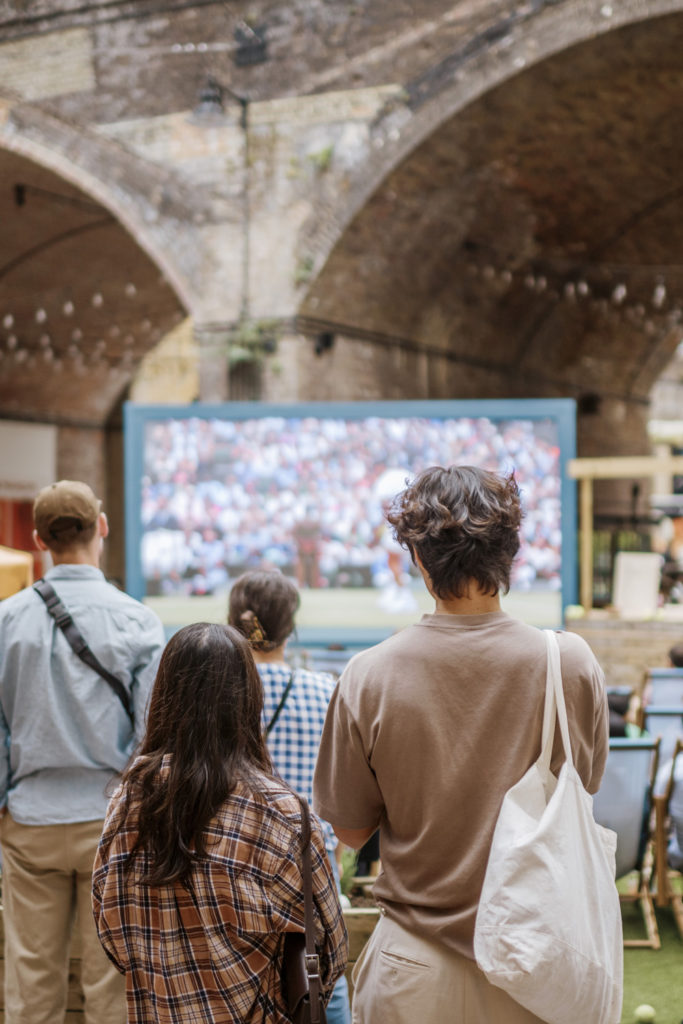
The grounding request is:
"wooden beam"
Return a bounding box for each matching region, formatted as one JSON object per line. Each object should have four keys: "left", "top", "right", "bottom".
{"left": 567, "top": 456, "right": 683, "bottom": 480}
{"left": 567, "top": 454, "right": 683, "bottom": 612}
{"left": 579, "top": 477, "right": 594, "bottom": 612}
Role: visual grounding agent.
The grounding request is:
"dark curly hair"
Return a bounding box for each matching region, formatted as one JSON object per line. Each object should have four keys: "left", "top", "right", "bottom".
{"left": 385, "top": 465, "right": 523, "bottom": 600}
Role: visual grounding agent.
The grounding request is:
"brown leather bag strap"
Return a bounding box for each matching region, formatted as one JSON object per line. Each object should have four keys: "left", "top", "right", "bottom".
{"left": 299, "top": 799, "right": 324, "bottom": 1024}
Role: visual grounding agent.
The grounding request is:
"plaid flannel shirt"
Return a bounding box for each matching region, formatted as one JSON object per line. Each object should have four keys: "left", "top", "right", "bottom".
{"left": 93, "top": 768, "right": 348, "bottom": 1024}
{"left": 258, "top": 663, "right": 338, "bottom": 853}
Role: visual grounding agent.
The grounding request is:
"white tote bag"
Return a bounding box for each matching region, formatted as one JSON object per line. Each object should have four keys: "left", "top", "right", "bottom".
{"left": 473, "top": 630, "right": 623, "bottom": 1024}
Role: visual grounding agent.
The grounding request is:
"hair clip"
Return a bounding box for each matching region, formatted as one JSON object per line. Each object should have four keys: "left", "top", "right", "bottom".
{"left": 244, "top": 612, "right": 267, "bottom": 646}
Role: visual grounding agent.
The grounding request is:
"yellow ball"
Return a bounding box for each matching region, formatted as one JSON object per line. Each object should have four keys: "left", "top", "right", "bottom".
{"left": 634, "top": 1005, "right": 656, "bottom": 1023}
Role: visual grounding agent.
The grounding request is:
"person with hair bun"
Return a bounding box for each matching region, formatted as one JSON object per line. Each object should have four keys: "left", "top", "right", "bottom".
{"left": 92, "top": 621, "right": 347, "bottom": 1024}
{"left": 229, "top": 569, "right": 352, "bottom": 1024}
{"left": 313, "top": 465, "right": 609, "bottom": 1024}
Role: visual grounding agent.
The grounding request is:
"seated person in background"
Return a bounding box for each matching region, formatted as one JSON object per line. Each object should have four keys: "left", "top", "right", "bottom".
{"left": 654, "top": 743, "right": 683, "bottom": 872}
{"left": 607, "top": 689, "right": 645, "bottom": 738}
{"left": 668, "top": 643, "right": 683, "bottom": 668}
{"left": 228, "top": 569, "right": 352, "bottom": 1024}
{"left": 93, "top": 622, "right": 347, "bottom": 1024}
{"left": 659, "top": 514, "right": 683, "bottom": 603}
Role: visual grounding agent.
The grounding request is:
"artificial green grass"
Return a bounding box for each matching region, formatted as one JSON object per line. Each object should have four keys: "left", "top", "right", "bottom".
{"left": 621, "top": 903, "right": 683, "bottom": 1024}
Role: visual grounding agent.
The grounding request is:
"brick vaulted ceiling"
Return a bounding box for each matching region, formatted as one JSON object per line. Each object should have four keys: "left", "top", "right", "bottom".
{"left": 0, "top": 149, "right": 185, "bottom": 425}
{"left": 0, "top": 4, "right": 681, "bottom": 429}
{"left": 301, "top": 11, "right": 683, "bottom": 411}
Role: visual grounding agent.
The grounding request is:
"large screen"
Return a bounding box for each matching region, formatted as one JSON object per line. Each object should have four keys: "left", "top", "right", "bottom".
{"left": 124, "top": 400, "right": 576, "bottom": 644}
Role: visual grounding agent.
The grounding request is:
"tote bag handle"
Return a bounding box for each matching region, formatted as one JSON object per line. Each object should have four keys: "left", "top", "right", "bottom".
{"left": 538, "top": 629, "right": 574, "bottom": 775}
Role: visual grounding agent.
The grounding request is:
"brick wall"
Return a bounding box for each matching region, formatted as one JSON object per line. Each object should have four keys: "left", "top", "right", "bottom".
{"left": 566, "top": 612, "right": 683, "bottom": 693}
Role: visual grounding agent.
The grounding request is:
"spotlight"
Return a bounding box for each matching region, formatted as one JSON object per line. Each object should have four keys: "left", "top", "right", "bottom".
{"left": 190, "top": 77, "right": 225, "bottom": 123}
{"left": 577, "top": 393, "right": 601, "bottom": 416}
{"left": 314, "top": 332, "right": 335, "bottom": 356}
{"left": 233, "top": 21, "right": 267, "bottom": 66}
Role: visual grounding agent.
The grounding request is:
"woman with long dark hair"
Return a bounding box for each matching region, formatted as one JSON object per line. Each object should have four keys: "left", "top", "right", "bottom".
{"left": 92, "top": 622, "right": 347, "bottom": 1023}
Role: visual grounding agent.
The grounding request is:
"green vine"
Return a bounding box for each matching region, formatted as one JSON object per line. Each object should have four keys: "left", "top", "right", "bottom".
{"left": 294, "top": 255, "right": 315, "bottom": 286}
{"left": 308, "top": 144, "right": 334, "bottom": 172}
{"left": 226, "top": 319, "right": 279, "bottom": 366}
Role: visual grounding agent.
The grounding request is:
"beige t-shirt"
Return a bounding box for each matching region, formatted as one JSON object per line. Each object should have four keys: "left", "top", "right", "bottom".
{"left": 313, "top": 611, "right": 609, "bottom": 959}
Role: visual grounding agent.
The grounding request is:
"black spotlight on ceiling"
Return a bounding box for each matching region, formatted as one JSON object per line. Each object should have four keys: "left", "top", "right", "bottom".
{"left": 233, "top": 21, "right": 268, "bottom": 66}
{"left": 314, "top": 331, "right": 335, "bottom": 356}
{"left": 577, "top": 392, "right": 601, "bottom": 416}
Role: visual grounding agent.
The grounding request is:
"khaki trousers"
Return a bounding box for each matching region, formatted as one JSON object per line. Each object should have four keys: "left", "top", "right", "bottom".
{"left": 352, "top": 913, "right": 546, "bottom": 1024}
{"left": 0, "top": 814, "right": 125, "bottom": 1024}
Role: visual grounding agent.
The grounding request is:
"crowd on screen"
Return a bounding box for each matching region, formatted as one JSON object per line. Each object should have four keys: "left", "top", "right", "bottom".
{"left": 139, "top": 415, "right": 562, "bottom": 597}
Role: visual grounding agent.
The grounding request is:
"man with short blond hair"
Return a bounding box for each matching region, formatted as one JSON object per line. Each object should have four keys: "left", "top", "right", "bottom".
{"left": 0, "top": 480, "right": 165, "bottom": 1024}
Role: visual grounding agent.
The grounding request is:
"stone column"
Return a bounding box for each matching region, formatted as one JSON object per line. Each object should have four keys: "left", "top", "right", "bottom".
{"left": 195, "top": 324, "right": 230, "bottom": 403}
{"left": 55, "top": 425, "right": 119, "bottom": 575}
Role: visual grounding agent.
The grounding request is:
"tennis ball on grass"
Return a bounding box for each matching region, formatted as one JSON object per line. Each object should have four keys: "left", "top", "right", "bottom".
{"left": 634, "top": 1006, "right": 656, "bottom": 1023}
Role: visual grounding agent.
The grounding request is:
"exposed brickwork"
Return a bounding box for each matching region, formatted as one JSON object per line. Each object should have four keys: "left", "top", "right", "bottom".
{"left": 1, "top": 0, "right": 683, "bottom": 534}
{"left": 566, "top": 613, "right": 683, "bottom": 693}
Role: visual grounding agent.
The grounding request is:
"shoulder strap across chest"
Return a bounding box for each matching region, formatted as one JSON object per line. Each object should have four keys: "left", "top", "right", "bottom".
{"left": 33, "top": 578, "right": 134, "bottom": 727}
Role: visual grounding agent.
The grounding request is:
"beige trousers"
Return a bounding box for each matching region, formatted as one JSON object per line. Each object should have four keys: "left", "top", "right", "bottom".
{"left": 0, "top": 814, "right": 125, "bottom": 1024}
{"left": 352, "top": 913, "right": 546, "bottom": 1024}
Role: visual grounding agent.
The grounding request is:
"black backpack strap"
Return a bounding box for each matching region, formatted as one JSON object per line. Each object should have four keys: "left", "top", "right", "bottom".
{"left": 33, "top": 578, "right": 135, "bottom": 728}
{"left": 265, "top": 669, "right": 295, "bottom": 737}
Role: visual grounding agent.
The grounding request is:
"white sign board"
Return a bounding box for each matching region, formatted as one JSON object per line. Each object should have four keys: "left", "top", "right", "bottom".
{"left": 0, "top": 421, "right": 57, "bottom": 500}
{"left": 612, "top": 551, "right": 663, "bottom": 619}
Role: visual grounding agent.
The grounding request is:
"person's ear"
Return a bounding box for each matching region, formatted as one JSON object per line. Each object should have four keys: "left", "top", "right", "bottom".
{"left": 33, "top": 529, "right": 48, "bottom": 552}
{"left": 98, "top": 512, "right": 109, "bottom": 539}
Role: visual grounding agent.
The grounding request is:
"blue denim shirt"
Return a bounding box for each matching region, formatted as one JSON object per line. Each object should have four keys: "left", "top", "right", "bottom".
{"left": 0, "top": 564, "right": 165, "bottom": 825}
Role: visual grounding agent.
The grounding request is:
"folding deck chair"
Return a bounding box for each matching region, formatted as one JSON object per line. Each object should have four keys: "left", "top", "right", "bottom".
{"left": 652, "top": 738, "right": 683, "bottom": 940}
{"left": 643, "top": 706, "right": 683, "bottom": 765}
{"left": 645, "top": 667, "right": 683, "bottom": 708}
{"left": 592, "top": 736, "right": 661, "bottom": 948}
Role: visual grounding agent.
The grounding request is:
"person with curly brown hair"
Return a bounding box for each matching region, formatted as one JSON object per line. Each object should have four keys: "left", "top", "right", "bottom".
{"left": 313, "top": 464, "right": 609, "bottom": 1024}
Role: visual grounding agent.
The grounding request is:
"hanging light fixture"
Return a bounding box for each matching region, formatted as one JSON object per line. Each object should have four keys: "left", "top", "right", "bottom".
{"left": 189, "top": 76, "right": 226, "bottom": 124}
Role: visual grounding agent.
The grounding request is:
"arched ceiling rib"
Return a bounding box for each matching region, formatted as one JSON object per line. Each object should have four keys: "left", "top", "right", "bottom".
{"left": 0, "top": 148, "right": 186, "bottom": 425}
{"left": 300, "top": 11, "right": 683, "bottom": 406}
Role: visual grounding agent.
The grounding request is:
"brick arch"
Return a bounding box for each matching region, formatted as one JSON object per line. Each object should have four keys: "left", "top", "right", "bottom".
{"left": 291, "top": 2, "right": 683, "bottom": 509}
{"left": 0, "top": 95, "right": 197, "bottom": 312}
{"left": 299, "top": 0, "right": 683, "bottom": 286}
{"left": 0, "top": 124, "right": 193, "bottom": 425}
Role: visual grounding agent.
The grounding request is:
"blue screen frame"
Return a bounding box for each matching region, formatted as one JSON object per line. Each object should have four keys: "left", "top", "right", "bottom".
{"left": 124, "top": 398, "right": 577, "bottom": 642}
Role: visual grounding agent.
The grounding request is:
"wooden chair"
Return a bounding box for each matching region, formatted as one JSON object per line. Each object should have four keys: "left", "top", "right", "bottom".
{"left": 592, "top": 736, "right": 661, "bottom": 948}
{"left": 651, "top": 738, "right": 683, "bottom": 940}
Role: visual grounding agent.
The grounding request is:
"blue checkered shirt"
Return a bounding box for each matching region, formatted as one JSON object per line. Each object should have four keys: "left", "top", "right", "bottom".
{"left": 258, "top": 663, "right": 338, "bottom": 853}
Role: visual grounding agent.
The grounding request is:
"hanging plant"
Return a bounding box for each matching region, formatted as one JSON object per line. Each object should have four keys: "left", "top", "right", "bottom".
{"left": 226, "top": 318, "right": 279, "bottom": 366}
